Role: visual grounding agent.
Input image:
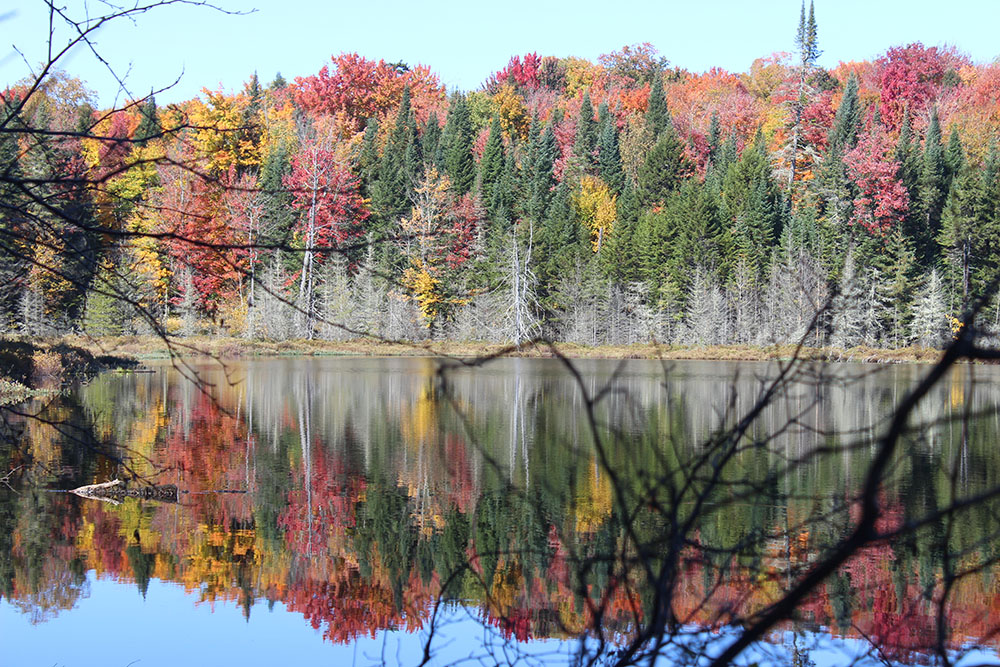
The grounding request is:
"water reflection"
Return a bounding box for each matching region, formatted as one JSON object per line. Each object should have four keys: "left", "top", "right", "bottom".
{"left": 2, "top": 358, "right": 1000, "bottom": 665}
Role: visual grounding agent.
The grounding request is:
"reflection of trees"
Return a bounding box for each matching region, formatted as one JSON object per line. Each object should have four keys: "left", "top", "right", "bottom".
{"left": 6, "top": 353, "right": 1000, "bottom": 663}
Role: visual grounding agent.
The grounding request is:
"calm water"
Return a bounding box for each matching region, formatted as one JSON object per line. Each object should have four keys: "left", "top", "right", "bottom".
{"left": 2, "top": 357, "right": 1000, "bottom": 666}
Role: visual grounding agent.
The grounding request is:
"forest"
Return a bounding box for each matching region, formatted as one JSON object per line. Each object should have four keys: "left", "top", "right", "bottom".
{"left": 4, "top": 3, "right": 1000, "bottom": 349}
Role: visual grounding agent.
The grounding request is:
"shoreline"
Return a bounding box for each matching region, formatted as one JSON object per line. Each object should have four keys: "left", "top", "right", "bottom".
{"left": 42, "top": 335, "right": 946, "bottom": 364}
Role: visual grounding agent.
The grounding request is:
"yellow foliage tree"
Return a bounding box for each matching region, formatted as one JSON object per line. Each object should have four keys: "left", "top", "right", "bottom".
{"left": 574, "top": 176, "right": 617, "bottom": 252}
{"left": 492, "top": 84, "right": 530, "bottom": 142}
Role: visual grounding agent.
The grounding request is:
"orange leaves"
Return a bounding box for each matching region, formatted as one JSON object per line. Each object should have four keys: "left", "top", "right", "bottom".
{"left": 293, "top": 53, "right": 445, "bottom": 133}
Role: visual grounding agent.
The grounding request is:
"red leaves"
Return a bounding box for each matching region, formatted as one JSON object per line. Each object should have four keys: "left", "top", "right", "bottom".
{"left": 877, "top": 43, "right": 946, "bottom": 131}
{"left": 285, "top": 141, "right": 368, "bottom": 256}
{"left": 293, "top": 53, "right": 445, "bottom": 132}
{"left": 844, "top": 119, "right": 909, "bottom": 235}
{"left": 486, "top": 53, "right": 543, "bottom": 92}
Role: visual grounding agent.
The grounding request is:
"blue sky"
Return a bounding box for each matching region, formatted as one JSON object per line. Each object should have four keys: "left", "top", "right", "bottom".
{"left": 3, "top": 0, "right": 1000, "bottom": 107}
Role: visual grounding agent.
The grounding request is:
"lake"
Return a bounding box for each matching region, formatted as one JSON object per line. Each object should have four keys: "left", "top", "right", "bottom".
{"left": 2, "top": 356, "right": 1000, "bottom": 666}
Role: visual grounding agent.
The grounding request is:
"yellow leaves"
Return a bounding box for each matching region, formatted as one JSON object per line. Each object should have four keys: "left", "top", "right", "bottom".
{"left": 575, "top": 457, "right": 613, "bottom": 533}
{"left": 188, "top": 89, "right": 259, "bottom": 173}
{"left": 402, "top": 258, "right": 443, "bottom": 326}
{"left": 574, "top": 176, "right": 617, "bottom": 252}
{"left": 563, "top": 57, "right": 602, "bottom": 97}
{"left": 492, "top": 85, "right": 530, "bottom": 141}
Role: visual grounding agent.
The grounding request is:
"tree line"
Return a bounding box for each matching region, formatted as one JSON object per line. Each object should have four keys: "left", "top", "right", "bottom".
{"left": 4, "top": 4, "right": 1000, "bottom": 348}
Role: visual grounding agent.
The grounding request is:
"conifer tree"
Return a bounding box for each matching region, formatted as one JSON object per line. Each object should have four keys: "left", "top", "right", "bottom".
{"left": 637, "top": 124, "right": 689, "bottom": 207}
{"left": 422, "top": 113, "right": 441, "bottom": 169}
{"left": 596, "top": 102, "right": 624, "bottom": 194}
{"left": 372, "top": 87, "right": 416, "bottom": 224}
{"left": 573, "top": 90, "right": 597, "bottom": 164}
{"left": 646, "top": 74, "right": 670, "bottom": 138}
{"left": 479, "top": 117, "right": 504, "bottom": 210}
{"left": 944, "top": 126, "right": 965, "bottom": 187}
{"left": 527, "top": 122, "right": 557, "bottom": 222}
{"left": 357, "top": 118, "right": 381, "bottom": 198}
{"left": 442, "top": 93, "right": 475, "bottom": 195}
{"left": 827, "top": 74, "right": 861, "bottom": 154}
{"left": 915, "top": 106, "right": 947, "bottom": 265}
{"left": 134, "top": 94, "right": 160, "bottom": 145}
{"left": 707, "top": 112, "right": 721, "bottom": 164}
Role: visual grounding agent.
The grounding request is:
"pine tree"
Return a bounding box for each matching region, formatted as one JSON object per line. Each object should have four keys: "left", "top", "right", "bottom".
{"left": 422, "top": 113, "right": 442, "bottom": 170}
{"left": 479, "top": 117, "right": 504, "bottom": 210}
{"left": 357, "top": 118, "right": 381, "bottom": 198}
{"left": 637, "top": 124, "right": 689, "bottom": 207}
{"left": 944, "top": 126, "right": 965, "bottom": 188}
{"left": 646, "top": 73, "right": 670, "bottom": 138}
{"left": 372, "top": 87, "right": 416, "bottom": 225}
{"left": 573, "top": 90, "right": 597, "bottom": 164}
{"left": 827, "top": 74, "right": 861, "bottom": 154}
{"left": 526, "top": 122, "right": 557, "bottom": 222}
{"left": 442, "top": 93, "right": 475, "bottom": 195}
{"left": 596, "top": 102, "right": 624, "bottom": 194}
{"left": 134, "top": 94, "right": 160, "bottom": 145}
{"left": 915, "top": 106, "right": 947, "bottom": 266}
{"left": 707, "top": 112, "right": 721, "bottom": 164}
{"left": 939, "top": 160, "right": 982, "bottom": 311}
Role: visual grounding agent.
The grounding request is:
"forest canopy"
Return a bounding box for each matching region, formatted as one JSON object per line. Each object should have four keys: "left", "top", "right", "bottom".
{"left": 3, "top": 4, "right": 1000, "bottom": 349}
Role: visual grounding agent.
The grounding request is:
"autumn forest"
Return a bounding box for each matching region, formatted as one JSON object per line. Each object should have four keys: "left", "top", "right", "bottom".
{"left": 4, "top": 5, "right": 1000, "bottom": 349}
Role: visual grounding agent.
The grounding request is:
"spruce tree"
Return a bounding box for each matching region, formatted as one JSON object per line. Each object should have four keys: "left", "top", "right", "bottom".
{"left": 422, "top": 113, "right": 442, "bottom": 170}
{"left": 944, "top": 126, "right": 965, "bottom": 188}
{"left": 134, "top": 94, "right": 160, "bottom": 145}
{"left": 827, "top": 74, "right": 861, "bottom": 154}
{"left": 442, "top": 93, "right": 475, "bottom": 195}
{"left": 646, "top": 74, "right": 671, "bottom": 138}
{"left": 707, "top": 112, "right": 721, "bottom": 164}
{"left": 479, "top": 117, "right": 504, "bottom": 210}
{"left": 357, "top": 118, "right": 381, "bottom": 199}
{"left": 596, "top": 102, "right": 624, "bottom": 194}
{"left": 372, "top": 87, "right": 416, "bottom": 225}
{"left": 637, "top": 124, "right": 689, "bottom": 207}
{"left": 915, "top": 106, "right": 947, "bottom": 266}
{"left": 527, "top": 122, "right": 557, "bottom": 222}
{"left": 573, "top": 90, "right": 597, "bottom": 164}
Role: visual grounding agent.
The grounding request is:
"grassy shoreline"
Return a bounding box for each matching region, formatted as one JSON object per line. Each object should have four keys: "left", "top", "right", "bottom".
{"left": 0, "top": 334, "right": 952, "bottom": 403}
{"left": 42, "top": 335, "right": 946, "bottom": 364}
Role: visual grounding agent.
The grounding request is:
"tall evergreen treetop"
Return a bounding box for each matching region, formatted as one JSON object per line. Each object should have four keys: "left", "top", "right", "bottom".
{"left": 596, "top": 104, "right": 624, "bottom": 194}
{"left": 827, "top": 74, "right": 861, "bottom": 154}
{"left": 796, "top": 0, "right": 821, "bottom": 69}
{"left": 479, "top": 116, "right": 505, "bottom": 209}
{"left": 442, "top": 92, "right": 475, "bottom": 195}
{"left": 646, "top": 74, "right": 671, "bottom": 138}
{"left": 574, "top": 90, "right": 597, "bottom": 162}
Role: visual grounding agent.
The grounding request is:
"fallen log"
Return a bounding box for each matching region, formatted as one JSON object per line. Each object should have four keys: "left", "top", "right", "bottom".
{"left": 70, "top": 479, "right": 179, "bottom": 504}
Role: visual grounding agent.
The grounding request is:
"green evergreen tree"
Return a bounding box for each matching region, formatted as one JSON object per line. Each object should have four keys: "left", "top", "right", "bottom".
{"left": 601, "top": 179, "right": 639, "bottom": 282}
{"left": 372, "top": 87, "right": 416, "bottom": 225}
{"left": 938, "top": 162, "right": 980, "bottom": 310}
{"left": 722, "top": 131, "right": 782, "bottom": 280}
{"left": 944, "top": 126, "right": 965, "bottom": 187}
{"left": 707, "top": 112, "right": 721, "bottom": 164}
{"left": 915, "top": 106, "right": 947, "bottom": 266}
{"left": 526, "top": 122, "right": 557, "bottom": 222}
{"left": 573, "top": 90, "right": 597, "bottom": 164}
{"left": 442, "top": 92, "right": 475, "bottom": 194}
{"left": 596, "top": 102, "right": 624, "bottom": 194}
{"left": 479, "top": 116, "right": 504, "bottom": 209}
{"left": 357, "top": 117, "right": 381, "bottom": 198}
{"left": 827, "top": 74, "right": 861, "bottom": 154}
{"left": 422, "top": 112, "right": 442, "bottom": 169}
{"left": 637, "top": 124, "right": 689, "bottom": 207}
{"left": 134, "top": 94, "right": 160, "bottom": 145}
{"left": 646, "top": 73, "right": 671, "bottom": 138}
